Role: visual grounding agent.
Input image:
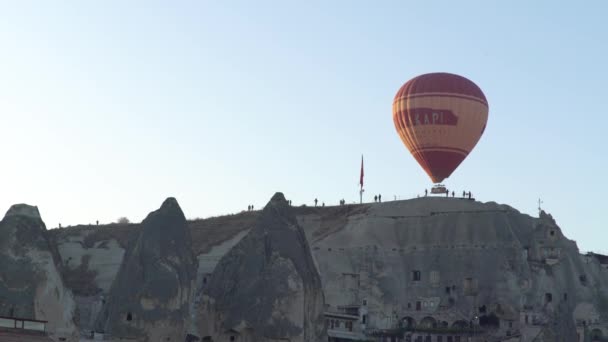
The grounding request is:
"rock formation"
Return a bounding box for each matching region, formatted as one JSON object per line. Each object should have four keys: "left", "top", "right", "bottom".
{"left": 203, "top": 192, "right": 326, "bottom": 342}
{"left": 306, "top": 198, "right": 608, "bottom": 341}
{"left": 95, "top": 197, "right": 198, "bottom": 341}
{"left": 4, "top": 195, "right": 608, "bottom": 341}
{"left": 0, "top": 204, "right": 77, "bottom": 341}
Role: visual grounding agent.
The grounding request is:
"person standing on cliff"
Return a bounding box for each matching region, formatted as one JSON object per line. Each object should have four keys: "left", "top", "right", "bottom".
{"left": 314, "top": 198, "right": 318, "bottom": 207}
{"left": 378, "top": 194, "right": 382, "bottom": 202}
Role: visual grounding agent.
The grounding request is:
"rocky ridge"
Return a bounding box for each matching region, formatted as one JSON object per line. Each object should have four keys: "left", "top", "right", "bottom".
{"left": 1, "top": 196, "right": 607, "bottom": 341}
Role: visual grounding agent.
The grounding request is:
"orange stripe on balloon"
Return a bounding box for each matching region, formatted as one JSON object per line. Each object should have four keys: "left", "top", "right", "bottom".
{"left": 395, "top": 92, "right": 488, "bottom": 106}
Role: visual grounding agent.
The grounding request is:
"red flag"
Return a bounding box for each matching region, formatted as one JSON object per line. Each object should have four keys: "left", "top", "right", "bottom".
{"left": 359, "top": 155, "right": 364, "bottom": 188}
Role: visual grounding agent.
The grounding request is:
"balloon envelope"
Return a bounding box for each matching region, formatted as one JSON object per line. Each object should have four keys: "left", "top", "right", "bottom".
{"left": 393, "top": 73, "right": 489, "bottom": 183}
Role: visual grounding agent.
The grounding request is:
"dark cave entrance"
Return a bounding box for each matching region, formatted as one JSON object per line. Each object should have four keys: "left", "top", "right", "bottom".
{"left": 478, "top": 313, "right": 499, "bottom": 328}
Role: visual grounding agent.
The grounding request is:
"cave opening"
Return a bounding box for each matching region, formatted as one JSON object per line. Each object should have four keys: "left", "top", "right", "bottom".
{"left": 478, "top": 313, "right": 499, "bottom": 328}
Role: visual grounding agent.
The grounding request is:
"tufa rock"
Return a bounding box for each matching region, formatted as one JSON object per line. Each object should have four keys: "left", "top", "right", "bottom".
{"left": 0, "top": 204, "right": 78, "bottom": 341}
{"left": 95, "top": 197, "right": 198, "bottom": 341}
{"left": 5, "top": 203, "right": 42, "bottom": 220}
{"left": 204, "top": 192, "right": 325, "bottom": 342}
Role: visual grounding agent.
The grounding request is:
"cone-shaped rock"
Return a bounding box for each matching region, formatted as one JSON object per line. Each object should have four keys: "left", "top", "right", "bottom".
{"left": 95, "top": 198, "right": 198, "bottom": 340}
{"left": 0, "top": 204, "right": 77, "bottom": 340}
{"left": 206, "top": 192, "right": 325, "bottom": 341}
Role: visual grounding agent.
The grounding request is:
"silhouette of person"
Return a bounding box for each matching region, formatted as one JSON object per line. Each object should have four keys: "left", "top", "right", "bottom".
{"left": 468, "top": 191, "right": 471, "bottom": 199}
{"left": 462, "top": 190, "right": 466, "bottom": 198}
{"left": 452, "top": 191, "right": 455, "bottom": 197}
{"left": 374, "top": 195, "right": 378, "bottom": 202}
{"left": 322, "top": 202, "right": 325, "bottom": 207}
{"left": 314, "top": 198, "right": 318, "bottom": 207}
{"left": 425, "top": 189, "right": 428, "bottom": 196}
{"left": 446, "top": 189, "right": 449, "bottom": 197}
{"left": 378, "top": 194, "right": 382, "bottom": 202}
{"left": 252, "top": 205, "right": 254, "bottom": 210}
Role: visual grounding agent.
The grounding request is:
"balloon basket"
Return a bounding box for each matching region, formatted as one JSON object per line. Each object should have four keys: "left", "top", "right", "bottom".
{"left": 430, "top": 184, "right": 447, "bottom": 194}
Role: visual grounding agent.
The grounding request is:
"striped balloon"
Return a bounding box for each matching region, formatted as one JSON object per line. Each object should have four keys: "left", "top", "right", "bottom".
{"left": 393, "top": 73, "right": 489, "bottom": 183}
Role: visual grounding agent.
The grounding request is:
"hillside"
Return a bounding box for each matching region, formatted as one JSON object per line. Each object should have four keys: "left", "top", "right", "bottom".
{"left": 3, "top": 196, "right": 607, "bottom": 341}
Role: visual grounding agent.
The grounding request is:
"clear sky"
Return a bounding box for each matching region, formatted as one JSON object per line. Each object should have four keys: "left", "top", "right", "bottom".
{"left": 1, "top": 1, "right": 606, "bottom": 252}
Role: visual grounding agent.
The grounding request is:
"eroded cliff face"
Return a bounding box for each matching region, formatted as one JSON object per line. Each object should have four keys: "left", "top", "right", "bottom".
{"left": 11, "top": 196, "right": 608, "bottom": 341}
{"left": 95, "top": 198, "right": 198, "bottom": 341}
{"left": 49, "top": 210, "right": 256, "bottom": 338}
{"left": 0, "top": 204, "right": 77, "bottom": 341}
{"left": 202, "top": 193, "right": 326, "bottom": 342}
{"left": 300, "top": 198, "right": 608, "bottom": 341}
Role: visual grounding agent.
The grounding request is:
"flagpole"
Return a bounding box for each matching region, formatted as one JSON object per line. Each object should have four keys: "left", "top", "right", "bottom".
{"left": 360, "top": 186, "right": 363, "bottom": 204}
{"left": 359, "top": 155, "right": 364, "bottom": 204}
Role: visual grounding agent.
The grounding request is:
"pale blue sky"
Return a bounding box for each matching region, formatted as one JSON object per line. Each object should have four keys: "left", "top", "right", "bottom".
{"left": 1, "top": 1, "right": 606, "bottom": 252}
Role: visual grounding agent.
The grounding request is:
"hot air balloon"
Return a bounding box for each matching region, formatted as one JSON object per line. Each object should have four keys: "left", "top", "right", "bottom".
{"left": 393, "top": 72, "right": 488, "bottom": 184}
